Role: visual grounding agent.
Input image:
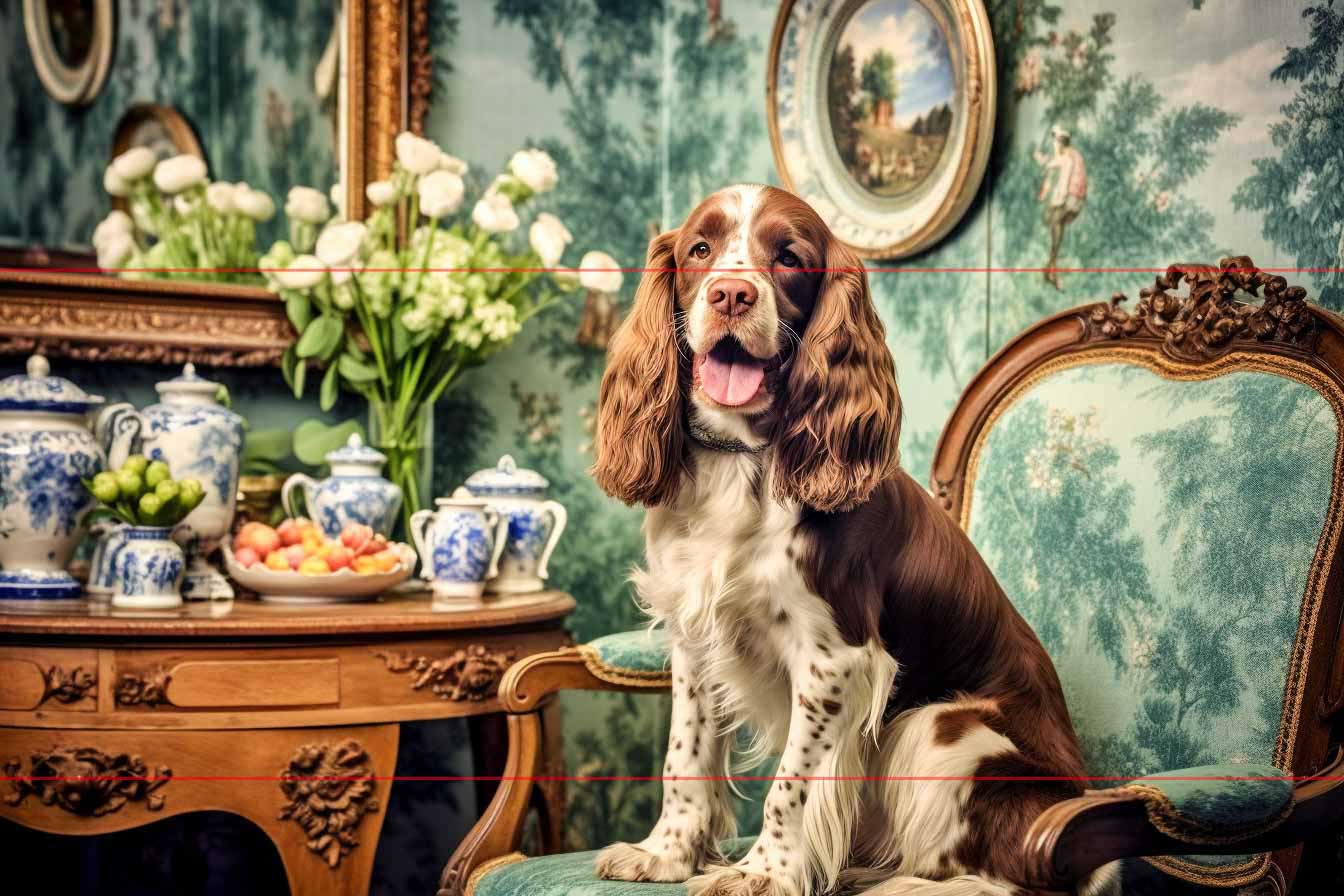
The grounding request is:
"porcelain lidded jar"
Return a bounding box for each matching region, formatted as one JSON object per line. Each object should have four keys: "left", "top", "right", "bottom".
{"left": 103, "top": 363, "right": 244, "bottom": 600}
{"left": 463, "top": 455, "right": 567, "bottom": 594}
{"left": 409, "top": 487, "right": 509, "bottom": 600}
{"left": 0, "top": 355, "right": 105, "bottom": 601}
{"left": 281, "top": 434, "right": 402, "bottom": 537}
{"left": 111, "top": 526, "right": 186, "bottom": 609}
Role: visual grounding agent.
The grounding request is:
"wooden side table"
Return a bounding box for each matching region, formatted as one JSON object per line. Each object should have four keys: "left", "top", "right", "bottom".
{"left": 0, "top": 592, "right": 574, "bottom": 896}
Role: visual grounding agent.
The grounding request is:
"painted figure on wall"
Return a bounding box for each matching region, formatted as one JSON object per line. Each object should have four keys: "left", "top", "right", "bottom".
{"left": 1035, "top": 125, "right": 1087, "bottom": 289}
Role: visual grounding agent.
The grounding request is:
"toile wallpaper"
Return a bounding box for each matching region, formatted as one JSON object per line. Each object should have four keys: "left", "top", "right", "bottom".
{"left": 4, "top": 0, "right": 1343, "bottom": 892}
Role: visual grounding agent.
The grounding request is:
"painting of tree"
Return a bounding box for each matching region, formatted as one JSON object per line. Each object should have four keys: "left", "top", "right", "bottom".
{"left": 1233, "top": 2, "right": 1344, "bottom": 309}
{"left": 827, "top": 42, "right": 861, "bottom": 164}
{"left": 860, "top": 48, "right": 898, "bottom": 122}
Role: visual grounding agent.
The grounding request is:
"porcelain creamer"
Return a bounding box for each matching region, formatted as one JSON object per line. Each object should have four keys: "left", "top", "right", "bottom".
{"left": 281, "top": 434, "right": 402, "bottom": 537}
{"left": 0, "top": 355, "right": 105, "bottom": 600}
{"left": 409, "top": 488, "right": 509, "bottom": 600}
{"left": 462, "top": 455, "right": 567, "bottom": 594}
{"left": 111, "top": 526, "right": 185, "bottom": 609}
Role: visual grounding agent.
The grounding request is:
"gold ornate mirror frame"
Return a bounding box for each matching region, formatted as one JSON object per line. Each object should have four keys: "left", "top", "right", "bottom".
{"left": 0, "top": 0, "right": 432, "bottom": 369}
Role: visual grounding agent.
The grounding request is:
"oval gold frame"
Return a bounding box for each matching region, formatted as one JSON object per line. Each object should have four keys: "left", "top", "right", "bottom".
{"left": 766, "top": 0, "right": 996, "bottom": 260}
{"left": 22, "top": 0, "right": 116, "bottom": 107}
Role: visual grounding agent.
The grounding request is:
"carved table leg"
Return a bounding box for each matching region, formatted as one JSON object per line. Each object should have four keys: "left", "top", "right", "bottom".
{"left": 0, "top": 724, "right": 399, "bottom": 896}
{"left": 468, "top": 712, "right": 509, "bottom": 821}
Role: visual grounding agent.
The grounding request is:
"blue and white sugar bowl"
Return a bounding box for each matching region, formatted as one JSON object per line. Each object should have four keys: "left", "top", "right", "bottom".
{"left": 281, "top": 434, "right": 402, "bottom": 537}
{"left": 463, "top": 455, "right": 568, "bottom": 594}
{"left": 409, "top": 488, "right": 509, "bottom": 600}
{"left": 0, "top": 354, "right": 105, "bottom": 601}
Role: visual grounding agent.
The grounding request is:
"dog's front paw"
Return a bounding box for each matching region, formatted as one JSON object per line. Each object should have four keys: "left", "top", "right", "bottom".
{"left": 594, "top": 841, "right": 696, "bottom": 882}
{"left": 686, "top": 864, "right": 796, "bottom": 896}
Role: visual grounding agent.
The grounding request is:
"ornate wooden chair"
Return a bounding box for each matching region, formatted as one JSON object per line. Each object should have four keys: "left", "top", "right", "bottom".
{"left": 439, "top": 257, "right": 1344, "bottom": 896}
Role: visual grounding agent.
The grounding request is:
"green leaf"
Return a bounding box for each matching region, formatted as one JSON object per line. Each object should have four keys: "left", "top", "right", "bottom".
{"left": 319, "top": 362, "right": 340, "bottom": 411}
{"left": 241, "top": 428, "right": 292, "bottom": 464}
{"left": 280, "top": 344, "right": 299, "bottom": 392}
{"left": 285, "top": 293, "right": 313, "bottom": 331}
{"left": 337, "top": 354, "right": 380, "bottom": 383}
{"left": 391, "top": 315, "right": 412, "bottom": 360}
{"left": 296, "top": 315, "right": 343, "bottom": 359}
{"left": 293, "top": 355, "right": 308, "bottom": 398}
{"left": 293, "top": 418, "right": 366, "bottom": 467}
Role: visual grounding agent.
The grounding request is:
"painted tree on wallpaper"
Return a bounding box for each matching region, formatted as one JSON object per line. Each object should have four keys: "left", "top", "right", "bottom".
{"left": 1233, "top": 1, "right": 1344, "bottom": 310}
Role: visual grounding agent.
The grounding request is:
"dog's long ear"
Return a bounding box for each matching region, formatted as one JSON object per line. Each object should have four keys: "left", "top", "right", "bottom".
{"left": 772, "top": 240, "right": 901, "bottom": 512}
{"left": 591, "top": 229, "right": 687, "bottom": 506}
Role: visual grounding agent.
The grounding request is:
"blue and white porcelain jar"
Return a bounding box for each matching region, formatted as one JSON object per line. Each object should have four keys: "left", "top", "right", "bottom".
{"left": 409, "top": 488, "right": 509, "bottom": 600}
{"left": 85, "top": 519, "right": 130, "bottom": 601}
{"left": 111, "top": 526, "right": 185, "bottom": 609}
{"left": 281, "top": 434, "right": 403, "bottom": 537}
{"left": 0, "top": 355, "right": 106, "bottom": 601}
{"left": 463, "top": 455, "right": 568, "bottom": 594}
{"left": 103, "top": 364, "right": 245, "bottom": 600}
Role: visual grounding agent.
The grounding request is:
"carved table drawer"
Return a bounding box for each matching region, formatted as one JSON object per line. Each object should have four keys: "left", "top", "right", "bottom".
{"left": 114, "top": 655, "right": 341, "bottom": 710}
{"left": 0, "top": 648, "right": 98, "bottom": 712}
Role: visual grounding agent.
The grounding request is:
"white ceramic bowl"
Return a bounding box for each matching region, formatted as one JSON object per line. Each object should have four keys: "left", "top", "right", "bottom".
{"left": 220, "top": 539, "right": 415, "bottom": 604}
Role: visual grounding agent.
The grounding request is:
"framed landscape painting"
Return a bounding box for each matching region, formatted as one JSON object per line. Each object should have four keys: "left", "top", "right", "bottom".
{"left": 768, "top": 0, "right": 995, "bottom": 259}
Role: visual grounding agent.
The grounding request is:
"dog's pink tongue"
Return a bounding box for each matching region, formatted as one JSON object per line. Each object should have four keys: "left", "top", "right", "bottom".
{"left": 699, "top": 345, "right": 765, "bottom": 407}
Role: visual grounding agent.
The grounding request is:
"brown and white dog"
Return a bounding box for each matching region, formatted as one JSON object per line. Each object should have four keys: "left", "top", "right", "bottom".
{"left": 589, "top": 185, "right": 1102, "bottom": 896}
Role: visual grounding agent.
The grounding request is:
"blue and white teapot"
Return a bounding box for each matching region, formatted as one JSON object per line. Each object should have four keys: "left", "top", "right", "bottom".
{"left": 0, "top": 355, "right": 105, "bottom": 601}
{"left": 281, "top": 434, "right": 402, "bottom": 537}
{"left": 409, "top": 488, "right": 509, "bottom": 600}
{"left": 463, "top": 455, "right": 567, "bottom": 594}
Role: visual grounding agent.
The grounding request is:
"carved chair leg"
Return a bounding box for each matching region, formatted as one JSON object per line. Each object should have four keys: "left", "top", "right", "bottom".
{"left": 439, "top": 710, "right": 544, "bottom": 896}
{"left": 533, "top": 697, "right": 565, "bottom": 855}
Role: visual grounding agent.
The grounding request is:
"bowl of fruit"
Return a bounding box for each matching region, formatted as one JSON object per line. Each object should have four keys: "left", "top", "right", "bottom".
{"left": 222, "top": 518, "right": 415, "bottom": 604}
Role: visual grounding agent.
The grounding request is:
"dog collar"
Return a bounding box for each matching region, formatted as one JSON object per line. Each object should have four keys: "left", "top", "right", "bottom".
{"left": 686, "top": 418, "right": 765, "bottom": 454}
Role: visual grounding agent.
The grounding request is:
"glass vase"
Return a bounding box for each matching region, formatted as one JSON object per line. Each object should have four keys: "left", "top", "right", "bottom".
{"left": 368, "top": 398, "right": 435, "bottom": 538}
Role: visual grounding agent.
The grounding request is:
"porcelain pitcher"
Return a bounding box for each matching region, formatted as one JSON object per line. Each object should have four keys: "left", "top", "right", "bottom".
{"left": 0, "top": 355, "right": 105, "bottom": 601}
{"left": 409, "top": 488, "right": 509, "bottom": 599}
{"left": 281, "top": 434, "right": 402, "bottom": 537}
{"left": 100, "top": 363, "right": 244, "bottom": 600}
{"left": 462, "top": 455, "right": 567, "bottom": 594}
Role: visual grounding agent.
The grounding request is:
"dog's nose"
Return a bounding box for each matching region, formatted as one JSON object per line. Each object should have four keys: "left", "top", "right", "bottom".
{"left": 708, "top": 278, "right": 758, "bottom": 317}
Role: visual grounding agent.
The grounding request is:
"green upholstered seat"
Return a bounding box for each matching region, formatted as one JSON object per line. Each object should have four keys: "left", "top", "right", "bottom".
{"left": 584, "top": 628, "right": 670, "bottom": 675}
{"left": 963, "top": 359, "right": 1337, "bottom": 883}
{"left": 472, "top": 839, "right": 754, "bottom": 896}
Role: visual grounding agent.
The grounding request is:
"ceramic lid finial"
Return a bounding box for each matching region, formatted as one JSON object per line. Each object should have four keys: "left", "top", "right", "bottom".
{"left": 497, "top": 454, "right": 518, "bottom": 475}
{"left": 182, "top": 362, "right": 197, "bottom": 378}
{"left": 26, "top": 354, "right": 50, "bottom": 378}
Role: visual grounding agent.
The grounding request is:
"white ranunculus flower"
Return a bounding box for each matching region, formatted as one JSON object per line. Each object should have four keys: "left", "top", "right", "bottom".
{"left": 579, "top": 250, "right": 622, "bottom": 293}
{"left": 92, "top": 210, "right": 133, "bottom": 248}
{"left": 438, "top": 152, "right": 468, "bottom": 175}
{"left": 153, "top": 154, "right": 208, "bottom": 193}
{"left": 365, "top": 179, "right": 397, "bottom": 207}
{"left": 96, "top": 232, "right": 134, "bottom": 270}
{"left": 206, "top": 182, "right": 236, "bottom": 214}
{"left": 395, "top": 131, "right": 443, "bottom": 175}
{"left": 418, "top": 170, "right": 465, "bottom": 218}
{"left": 528, "top": 213, "right": 573, "bottom": 267}
{"left": 550, "top": 267, "right": 581, "bottom": 291}
{"left": 103, "top": 165, "right": 131, "bottom": 198}
{"left": 315, "top": 221, "right": 367, "bottom": 267}
{"left": 285, "top": 186, "right": 331, "bottom": 224}
{"left": 174, "top": 193, "right": 197, "bottom": 217}
{"left": 235, "top": 187, "right": 276, "bottom": 221}
{"left": 508, "top": 148, "right": 558, "bottom": 194}
{"left": 471, "top": 191, "right": 520, "bottom": 233}
{"left": 275, "top": 254, "right": 327, "bottom": 290}
{"left": 330, "top": 266, "right": 357, "bottom": 286}
{"left": 111, "top": 146, "right": 157, "bottom": 181}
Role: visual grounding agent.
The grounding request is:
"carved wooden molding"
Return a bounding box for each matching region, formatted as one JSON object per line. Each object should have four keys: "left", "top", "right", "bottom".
{"left": 40, "top": 665, "right": 97, "bottom": 706}
{"left": 1085, "top": 255, "right": 1318, "bottom": 361}
{"left": 407, "top": 0, "right": 434, "bottom": 136}
{"left": 4, "top": 747, "right": 170, "bottom": 816}
{"left": 278, "top": 739, "right": 380, "bottom": 868}
{"left": 114, "top": 667, "right": 173, "bottom": 708}
{"left": 0, "top": 271, "right": 292, "bottom": 368}
{"left": 375, "top": 645, "right": 517, "bottom": 701}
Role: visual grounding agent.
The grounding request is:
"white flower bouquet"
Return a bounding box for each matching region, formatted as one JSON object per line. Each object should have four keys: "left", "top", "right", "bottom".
{"left": 260, "top": 131, "right": 614, "bottom": 528}
{"left": 94, "top": 147, "right": 276, "bottom": 282}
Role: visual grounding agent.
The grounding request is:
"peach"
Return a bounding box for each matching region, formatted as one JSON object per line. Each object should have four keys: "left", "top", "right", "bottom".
{"left": 264, "top": 550, "right": 290, "bottom": 571}
{"left": 277, "top": 518, "right": 306, "bottom": 547}
{"left": 298, "top": 556, "right": 330, "bottom": 576}
{"left": 233, "top": 546, "right": 260, "bottom": 569}
{"left": 353, "top": 555, "right": 380, "bottom": 575}
{"left": 340, "top": 523, "right": 374, "bottom": 553}
{"left": 235, "top": 522, "right": 280, "bottom": 556}
{"left": 326, "top": 545, "right": 354, "bottom": 571}
{"left": 371, "top": 549, "right": 402, "bottom": 573}
{"left": 284, "top": 544, "right": 308, "bottom": 570}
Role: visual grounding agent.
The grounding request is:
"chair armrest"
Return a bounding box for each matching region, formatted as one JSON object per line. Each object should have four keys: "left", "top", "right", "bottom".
{"left": 1021, "top": 750, "right": 1344, "bottom": 889}
{"left": 498, "top": 628, "right": 671, "bottom": 713}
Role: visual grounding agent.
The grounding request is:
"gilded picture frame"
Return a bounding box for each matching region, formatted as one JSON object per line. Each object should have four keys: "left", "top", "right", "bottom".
{"left": 767, "top": 0, "right": 996, "bottom": 260}
{"left": 1, "top": 0, "right": 431, "bottom": 369}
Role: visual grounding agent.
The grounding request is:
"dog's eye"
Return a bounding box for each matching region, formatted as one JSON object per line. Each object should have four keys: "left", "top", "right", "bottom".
{"left": 776, "top": 249, "right": 801, "bottom": 269}
{"left": 690, "top": 242, "right": 711, "bottom": 260}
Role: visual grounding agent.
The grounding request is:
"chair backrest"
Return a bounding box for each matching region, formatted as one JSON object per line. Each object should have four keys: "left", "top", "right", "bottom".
{"left": 932, "top": 257, "right": 1344, "bottom": 886}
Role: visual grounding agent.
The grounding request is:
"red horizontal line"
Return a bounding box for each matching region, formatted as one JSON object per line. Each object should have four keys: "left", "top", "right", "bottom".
{"left": 2, "top": 775, "right": 1329, "bottom": 783}
{"left": 5, "top": 266, "right": 1344, "bottom": 276}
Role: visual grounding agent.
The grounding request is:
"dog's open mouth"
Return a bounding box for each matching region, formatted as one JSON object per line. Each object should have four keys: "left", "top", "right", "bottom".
{"left": 695, "top": 337, "right": 769, "bottom": 407}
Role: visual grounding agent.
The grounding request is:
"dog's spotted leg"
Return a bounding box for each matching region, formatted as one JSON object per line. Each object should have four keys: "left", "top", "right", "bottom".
{"left": 689, "top": 635, "right": 897, "bottom": 896}
{"left": 595, "top": 641, "right": 733, "bottom": 882}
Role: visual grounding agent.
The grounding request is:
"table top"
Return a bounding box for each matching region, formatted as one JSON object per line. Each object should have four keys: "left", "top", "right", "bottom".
{"left": 0, "top": 590, "right": 575, "bottom": 639}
